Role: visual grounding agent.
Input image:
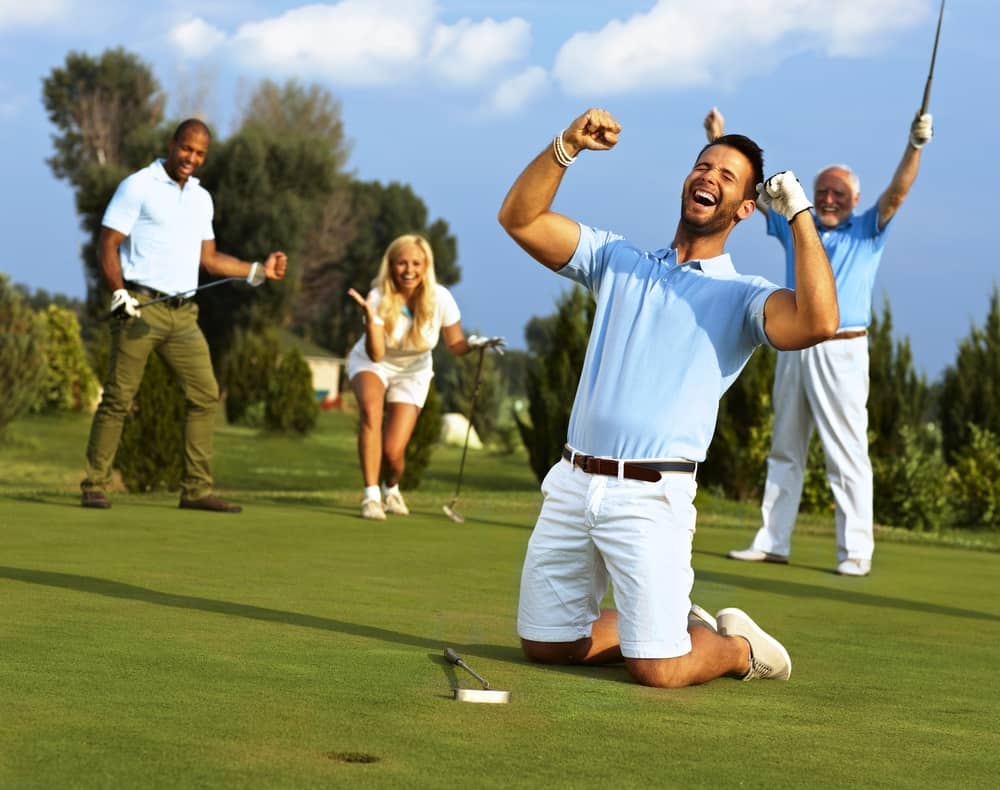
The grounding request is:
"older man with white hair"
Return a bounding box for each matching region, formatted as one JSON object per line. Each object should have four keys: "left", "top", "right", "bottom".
{"left": 705, "top": 107, "right": 933, "bottom": 576}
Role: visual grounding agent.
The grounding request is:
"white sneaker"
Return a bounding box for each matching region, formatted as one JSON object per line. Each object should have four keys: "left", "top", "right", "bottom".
{"left": 836, "top": 558, "right": 871, "bottom": 577}
{"left": 688, "top": 604, "right": 718, "bottom": 632}
{"left": 383, "top": 490, "right": 409, "bottom": 516}
{"left": 360, "top": 498, "right": 386, "bottom": 521}
{"left": 727, "top": 546, "right": 789, "bottom": 564}
{"left": 716, "top": 607, "right": 791, "bottom": 681}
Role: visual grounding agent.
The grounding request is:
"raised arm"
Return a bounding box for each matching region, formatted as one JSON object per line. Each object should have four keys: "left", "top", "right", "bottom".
{"left": 758, "top": 173, "right": 839, "bottom": 349}
{"left": 877, "top": 112, "right": 932, "bottom": 229}
{"left": 200, "top": 241, "right": 288, "bottom": 284}
{"left": 498, "top": 108, "right": 621, "bottom": 271}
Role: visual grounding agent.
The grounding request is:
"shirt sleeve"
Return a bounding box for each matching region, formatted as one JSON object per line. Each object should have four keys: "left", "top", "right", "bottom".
{"left": 101, "top": 173, "right": 144, "bottom": 236}
{"left": 437, "top": 286, "right": 461, "bottom": 326}
{"left": 558, "top": 223, "right": 625, "bottom": 295}
{"left": 745, "top": 276, "right": 782, "bottom": 348}
{"left": 201, "top": 191, "right": 215, "bottom": 242}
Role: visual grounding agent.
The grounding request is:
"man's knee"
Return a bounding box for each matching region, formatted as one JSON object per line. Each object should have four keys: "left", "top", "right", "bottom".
{"left": 521, "top": 638, "right": 586, "bottom": 665}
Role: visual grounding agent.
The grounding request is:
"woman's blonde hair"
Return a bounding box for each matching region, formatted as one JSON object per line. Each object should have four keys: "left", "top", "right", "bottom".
{"left": 372, "top": 234, "right": 438, "bottom": 351}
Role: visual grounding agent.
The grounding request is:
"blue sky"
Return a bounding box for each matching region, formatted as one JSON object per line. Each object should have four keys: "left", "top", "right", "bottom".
{"left": 1, "top": 0, "right": 995, "bottom": 379}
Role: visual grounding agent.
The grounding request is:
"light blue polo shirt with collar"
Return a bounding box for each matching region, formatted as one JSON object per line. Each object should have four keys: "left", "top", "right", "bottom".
{"left": 767, "top": 204, "right": 889, "bottom": 329}
{"left": 102, "top": 159, "right": 215, "bottom": 295}
{"left": 558, "top": 223, "right": 780, "bottom": 462}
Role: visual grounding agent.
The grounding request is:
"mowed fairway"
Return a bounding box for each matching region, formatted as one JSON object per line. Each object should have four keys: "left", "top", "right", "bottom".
{"left": 1, "top": 411, "right": 998, "bottom": 788}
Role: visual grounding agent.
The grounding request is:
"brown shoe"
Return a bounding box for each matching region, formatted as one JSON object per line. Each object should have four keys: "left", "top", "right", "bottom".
{"left": 81, "top": 491, "right": 112, "bottom": 509}
{"left": 179, "top": 495, "right": 242, "bottom": 513}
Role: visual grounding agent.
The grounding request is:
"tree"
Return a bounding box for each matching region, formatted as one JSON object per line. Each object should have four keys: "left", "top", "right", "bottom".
{"left": 31, "top": 305, "right": 99, "bottom": 413}
{"left": 0, "top": 276, "right": 48, "bottom": 432}
{"left": 939, "top": 286, "right": 1000, "bottom": 462}
{"left": 517, "top": 287, "right": 593, "bottom": 483}
{"left": 42, "top": 49, "right": 165, "bottom": 316}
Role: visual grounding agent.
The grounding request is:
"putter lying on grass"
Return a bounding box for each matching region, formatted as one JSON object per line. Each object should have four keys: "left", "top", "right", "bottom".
{"left": 444, "top": 647, "right": 510, "bottom": 704}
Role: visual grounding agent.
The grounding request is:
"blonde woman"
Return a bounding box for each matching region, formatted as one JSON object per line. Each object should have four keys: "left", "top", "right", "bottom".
{"left": 346, "top": 234, "right": 503, "bottom": 520}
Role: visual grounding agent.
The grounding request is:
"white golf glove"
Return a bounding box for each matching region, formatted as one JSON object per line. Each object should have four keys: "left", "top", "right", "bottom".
{"left": 756, "top": 171, "right": 813, "bottom": 221}
{"left": 110, "top": 288, "right": 141, "bottom": 319}
{"left": 467, "top": 335, "right": 506, "bottom": 355}
{"left": 246, "top": 261, "right": 266, "bottom": 287}
{"left": 909, "top": 113, "right": 933, "bottom": 149}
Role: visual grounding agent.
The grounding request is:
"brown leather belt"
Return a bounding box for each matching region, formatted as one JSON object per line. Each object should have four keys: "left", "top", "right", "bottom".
{"left": 561, "top": 447, "right": 696, "bottom": 482}
{"left": 125, "top": 281, "right": 190, "bottom": 308}
{"left": 830, "top": 329, "right": 867, "bottom": 341}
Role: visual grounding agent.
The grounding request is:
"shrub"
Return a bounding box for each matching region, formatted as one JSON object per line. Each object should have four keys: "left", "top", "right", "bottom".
{"left": 949, "top": 424, "right": 1000, "bottom": 529}
{"left": 222, "top": 327, "right": 280, "bottom": 426}
{"left": 872, "top": 423, "right": 951, "bottom": 532}
{"left": 401, "top": 383, "right": 442, "bottom": 490}
{"left": 0, "top": 275, "right": 48, "bottom": 432}
{"left": 265, "top": 347, "right": 319, "bottom": 434}
{"left": 117, "top": 353, "right": 186, "bottom": 492}
{"left": 32, "top": 305, "right": 99, "bottom": 413}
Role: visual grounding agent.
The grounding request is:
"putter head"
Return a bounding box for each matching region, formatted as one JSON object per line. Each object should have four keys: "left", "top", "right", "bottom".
{"left": 453, "top": 688, "right": 511, "bottom": 704}
{"left": 442, "top": 503, "right": 465, "bottom": 523}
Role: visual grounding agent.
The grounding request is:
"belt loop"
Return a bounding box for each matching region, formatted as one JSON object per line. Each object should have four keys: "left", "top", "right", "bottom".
{"left": 617, "top": 459, "right": 624, "bottom": 481}
{"left": 569, "top": 447, "right": 577, "bottom": 470}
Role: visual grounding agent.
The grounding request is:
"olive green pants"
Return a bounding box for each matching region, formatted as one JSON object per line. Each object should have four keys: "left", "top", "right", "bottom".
{"left": 82, "top": 301, "right": 219, "bottom": 500}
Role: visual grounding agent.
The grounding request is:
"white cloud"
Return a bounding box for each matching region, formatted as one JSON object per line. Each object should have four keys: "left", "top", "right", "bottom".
{"left": 428, "top": 17, "right": 531, "bottom": 84}
{"left": 487, "top": 66, "right": 548, "bottom": 114}
{"left": 552, "top": 0, "right": 928, "bottom": 96}
{"left": 229, "top": 0, "right": 438, "bottom": 84}
{"left": 169, "top": 18, "right": 227, "bottom": 59}
{"left": 0, "top": 0, "right": 66, "bottom": 29}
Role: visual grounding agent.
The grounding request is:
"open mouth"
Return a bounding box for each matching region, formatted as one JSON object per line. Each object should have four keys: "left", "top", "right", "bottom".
{"left": 693, "top": 189, "right": 718, "bottom": 207}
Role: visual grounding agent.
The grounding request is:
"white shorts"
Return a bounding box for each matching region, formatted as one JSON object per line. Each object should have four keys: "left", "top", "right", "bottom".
{"left": 517, "top": 458, "right": 698, "bottom": 659}
{"left": 347, "top": 348, "right": 433, "bottom": 407}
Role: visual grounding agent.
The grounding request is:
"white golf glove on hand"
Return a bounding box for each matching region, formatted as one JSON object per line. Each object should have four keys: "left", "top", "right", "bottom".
{"left": 246, "top": 261, "right": 267, "bottom": 287}
{"left": 756, "top": 171, "right": 813, "bottom": 221}
{"left": 110, "top": 288, "right": 141, "bottom": 319}
{"left": 909, "top": 113, "right": 933, "bottom": 149}
{"left": 467, "top": 335, "right": 506, "bottom": 355}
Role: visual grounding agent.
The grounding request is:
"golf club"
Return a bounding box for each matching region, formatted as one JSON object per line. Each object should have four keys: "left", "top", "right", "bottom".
{"left": 442, "top": 346, "right": 487, "bottom": 523}
{"left": 444, "top": 648, "right": 511, "bottom": 704}
{"left": 919, "top": 0, "right": 946, "bottom": 115}
{"left": 100, "top": 276, "right": 244, "bottom": 321}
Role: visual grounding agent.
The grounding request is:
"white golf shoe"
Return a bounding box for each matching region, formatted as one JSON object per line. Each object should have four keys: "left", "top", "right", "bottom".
{"left": 383, "top": 491, "right": 410, "bottom": 515}
{"left": 727, "top": 546, "right": 789, "bottom": 564}
{"left": 360, "top": 498, "right": 386, "bottom": 521}
{"left": 836, "top": 558, "right": 871, "bottom": 577}
{"left": 688, "top": 604, "right": 718, "bottom": 632}
{"left": 716, "top": 607, "right": 791, "bottom": 681}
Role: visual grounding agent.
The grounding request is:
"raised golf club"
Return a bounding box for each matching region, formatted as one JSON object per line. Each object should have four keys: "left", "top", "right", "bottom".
{"left": 444, "top": 648, "right": 510, "bottom": 704}
{"left": 442, "top": 346, "right": 487, "bottom": 523}
{"left": 100, "top": 276, "right": 245, "bottom": 321}
{"left": 919, "top": 0, "right": 946, "bottom": 115}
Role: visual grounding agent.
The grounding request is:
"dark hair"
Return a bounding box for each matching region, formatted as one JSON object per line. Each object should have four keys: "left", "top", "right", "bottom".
{"left": 697, "top": 134, "right": 764, "bottom": 200}
{"left": 172, "top": 118, "right": 211, "bottom": 141}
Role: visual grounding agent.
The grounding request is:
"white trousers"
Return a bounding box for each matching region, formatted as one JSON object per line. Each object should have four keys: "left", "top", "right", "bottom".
{"left": 751, "top": 336, "right": 874, "bottom": 562}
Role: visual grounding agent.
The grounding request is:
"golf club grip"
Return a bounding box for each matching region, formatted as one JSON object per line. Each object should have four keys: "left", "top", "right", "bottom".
{"left": 444, "top": 647, "right": 462, "bottom": 665}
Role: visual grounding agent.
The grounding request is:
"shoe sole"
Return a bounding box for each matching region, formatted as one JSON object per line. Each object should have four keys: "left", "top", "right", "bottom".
{"left": 688, "top": 604, "right": 718, "bottom": 631}
{"left": 716, "top": 607, "right": 792, "bottom": 681}
{"left": 727, "top": 551, "right": 789, "bottom": 564}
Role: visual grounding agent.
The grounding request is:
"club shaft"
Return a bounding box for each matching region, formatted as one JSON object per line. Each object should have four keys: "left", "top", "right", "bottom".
{"left": 920, "top": 0, "right": 945, "bottom": 115}
{"left": 99, "top": 277, "right": 243, "bottom": 321}
{"left": 456, "top": 659, "right": 490, "bottom": 689}
{"left": 450, "top": 346, "right": 487, "bottom": 501}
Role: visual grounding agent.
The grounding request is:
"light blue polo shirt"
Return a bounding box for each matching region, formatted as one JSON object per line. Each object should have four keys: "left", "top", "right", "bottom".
{"left": 558, "top": 223, "right": 780, "bottom": 462}
{"left": 102, "top": 159, "right": 215, "bottom": 295}
{"left": 767, "top": 205, "right": 889, "bottom": 329}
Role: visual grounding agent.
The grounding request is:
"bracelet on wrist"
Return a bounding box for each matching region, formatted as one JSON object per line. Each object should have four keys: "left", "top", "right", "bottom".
{"left": 552, "top": 131, "right": 577, "bottom": 167}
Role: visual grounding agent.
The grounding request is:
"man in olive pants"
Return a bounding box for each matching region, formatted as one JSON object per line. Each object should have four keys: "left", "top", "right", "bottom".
{"left": 81, "top": 118, "right": 287, "bottom": 512}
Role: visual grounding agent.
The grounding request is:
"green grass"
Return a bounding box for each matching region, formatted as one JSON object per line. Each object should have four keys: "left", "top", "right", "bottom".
{"left": 1, "top": 411, "right": 999, "bottom": 788}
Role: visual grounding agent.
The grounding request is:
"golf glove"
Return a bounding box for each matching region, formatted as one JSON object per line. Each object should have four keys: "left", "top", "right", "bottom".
{"left": 246, "top": 261, "right": 267, "bottom": 287}
{"left": 467, "top": 335, "right": 506, "bottom": 355}
{"left": 756, "top": 171, "right": 813, "bottom": 221}
{"left": 110, "top": 288, "right": 141, "bottom": 319}
{"left": 909, "top": 113, "right": 933, "bottom": 149}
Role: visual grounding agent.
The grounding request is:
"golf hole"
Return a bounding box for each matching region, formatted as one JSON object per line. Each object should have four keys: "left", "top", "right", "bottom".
{"left": 326, "top": 751, "right": 380, "bottom": 764}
